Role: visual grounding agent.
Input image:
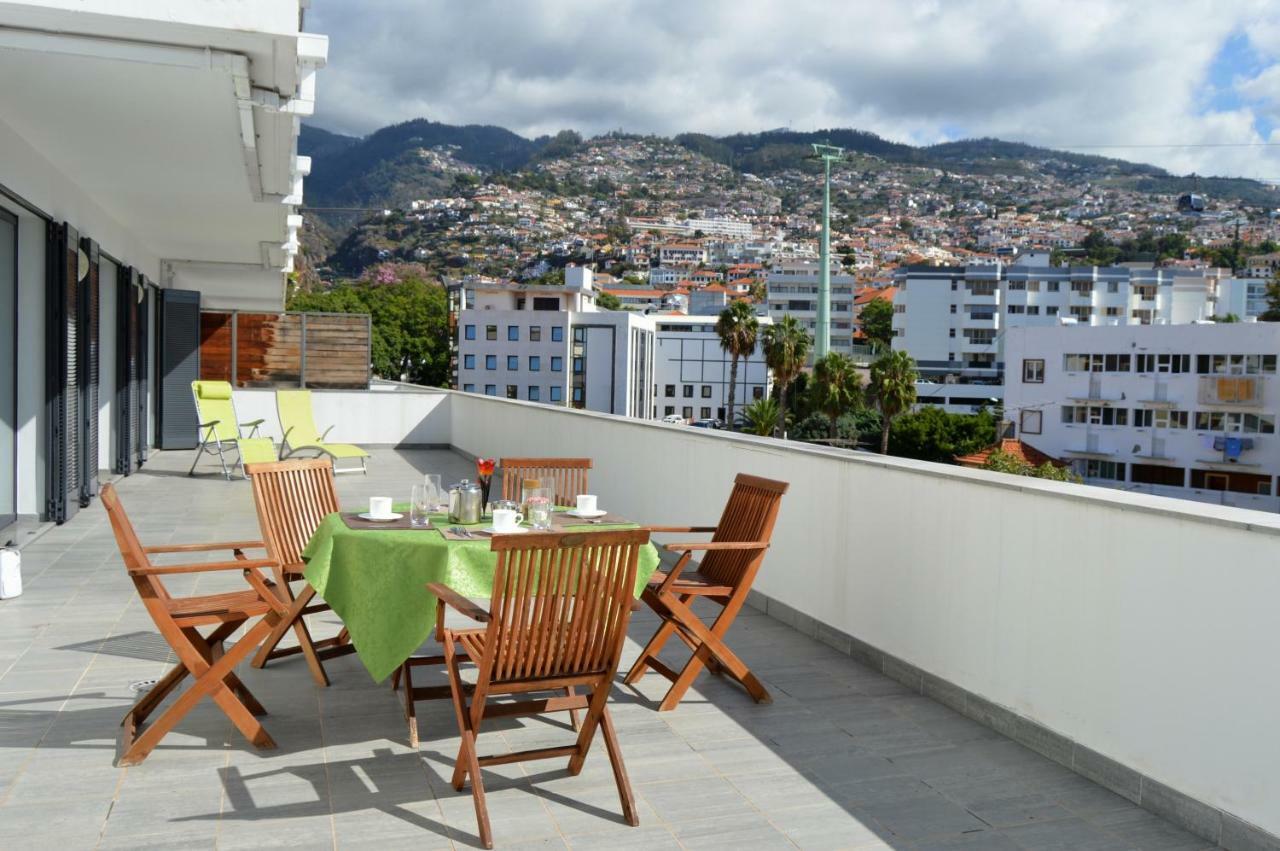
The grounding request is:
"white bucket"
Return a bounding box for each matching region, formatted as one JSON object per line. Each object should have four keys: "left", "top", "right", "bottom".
{"left": 0, "top": 547, "right": 22, "bottom": 599}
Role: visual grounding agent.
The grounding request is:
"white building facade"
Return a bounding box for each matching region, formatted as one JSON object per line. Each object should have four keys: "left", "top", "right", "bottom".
{"left": 1004, "top": 323, "right": 1280, "bottom": 512}
{"left": 653, "top": 315, "right": 772, "bottom": 424}
{"left": 891, "top": 252, "right": 1231, "bottom": 380}
{"left": 456, "top": 268, "right": 654, "bottom": 418}
{"left": 766, "top": 259, "right": 857, "bottom": 356}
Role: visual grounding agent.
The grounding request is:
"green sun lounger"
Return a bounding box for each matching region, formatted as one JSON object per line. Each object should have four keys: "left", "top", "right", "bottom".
{"left": 276, "top": 389, "right": 370, "bottom": 474}
{"left": 188, "top": 381, "right": 278, "bottom": 479}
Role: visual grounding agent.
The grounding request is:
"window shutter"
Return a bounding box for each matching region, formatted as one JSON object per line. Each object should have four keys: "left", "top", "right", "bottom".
{"left": 156, "top": 288, "right": 201, "bottom": 449}
{"left": 79, "top": 237, "right": 100, "bottom": 504}
{"left": 44, "top": 221, "right": 80, "bottom": 523}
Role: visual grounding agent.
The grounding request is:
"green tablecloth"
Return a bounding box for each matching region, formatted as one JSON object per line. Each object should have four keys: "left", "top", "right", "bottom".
{"left": 301, "top": 511, "right": 661, "bottom": 682}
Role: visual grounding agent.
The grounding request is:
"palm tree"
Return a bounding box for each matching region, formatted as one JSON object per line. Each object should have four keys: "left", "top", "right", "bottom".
{"left": 811, "top": 352, "right": 863, "bottom": 440}
{"left": 715, "top": 301, "right": 759, "bottom": 430}
{"left": 741, "top": 397, "right": 783, "bottom": 436}
{"left": 762, "top": 315, "right": 811, "bottom": 438}
{"left": 868, "top": 349, "right": 918, "bottom": 454}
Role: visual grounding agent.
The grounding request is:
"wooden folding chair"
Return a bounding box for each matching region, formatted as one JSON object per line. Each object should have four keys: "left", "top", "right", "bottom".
{"left": 100, "top": 483, "right": 288, "bottom": 766}
{"left": 434, "top": 529, "right": 649, "bottom": 849}
{"left": 500, "top": 457, "right": 592, "bottom": 505}
{"left": 624, "top": 473, "right": 789, "bottom": 711}
{"left": 244, "top": 458, "right": 356, "bottom": 687}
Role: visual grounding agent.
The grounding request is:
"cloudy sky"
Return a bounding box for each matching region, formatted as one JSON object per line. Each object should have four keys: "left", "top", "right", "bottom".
{"left": 306, "top": 0, "right": 1280, "bottom": 180}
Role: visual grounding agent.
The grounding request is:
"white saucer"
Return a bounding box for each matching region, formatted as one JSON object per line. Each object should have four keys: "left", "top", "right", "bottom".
{"left": 358, "top": 512, "right": 404, "bottom": 522}
{"left": 566, "top": 508, "right": 607, "bottom": 518}
{"left": 483, "top": 525, "right": 529, "bottom": 534}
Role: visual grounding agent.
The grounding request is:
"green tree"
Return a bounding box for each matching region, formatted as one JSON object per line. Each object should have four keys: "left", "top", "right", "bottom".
{"left": 762, "top": 315, "right": 812, "bottom": 438}
{"left": 715, "top": 301, "right": 759, "bottom": 431}
{"left": 982, "top": 450, "right": 1079, "bottom": 482}
{"left": 792, "top": 410, "right": 879, "bottom": 445}
{"left": 867, "top": 350, "right": 918, "bottom": 454}
{"left": 1261, "top": 272, "right": 1280, "bottom": 322}
{"left": 741, "top": 397, "right": 783, "bottom": 436}
{"left": 859, "top": 297, "right": 895, "bottom": 353}
{"left": 595, "top": 291, "right": 622, "bottom": 310}
{"left": 887, "top": 406, "right": 997, "bottom": 463}
{"left": 287, "top": 271, "right": 449, "bottom": 386}
{"left": 811, "top": 352, "right": 863, "bottom": 439}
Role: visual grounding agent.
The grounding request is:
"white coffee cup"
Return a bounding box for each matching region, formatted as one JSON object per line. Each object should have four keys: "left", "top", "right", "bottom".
{"left": 492, "top": 508, "right": 524, "bottom": 532}
{"left": 576, "top": 494, "right": 598, "bottom": 514}
{"left": 369, "top": 496, "right": 394, "bottom": 519}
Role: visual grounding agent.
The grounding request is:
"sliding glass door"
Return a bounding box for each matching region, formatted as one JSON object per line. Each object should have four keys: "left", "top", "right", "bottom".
{"left": 0, "top": 209, "right": 16, "bottom": 532}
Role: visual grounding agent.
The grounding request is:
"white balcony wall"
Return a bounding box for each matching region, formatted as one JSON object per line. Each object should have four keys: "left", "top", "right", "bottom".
{"left": 444, "top": 390, "right": 1280, "bottom": 839}
{"left": 229, "top": 387, "right": 451, "bottom": 448}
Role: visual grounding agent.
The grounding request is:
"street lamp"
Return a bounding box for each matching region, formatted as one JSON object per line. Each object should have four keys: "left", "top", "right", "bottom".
{"left": 807, "top": 143, "right": 844, "bottom": 357}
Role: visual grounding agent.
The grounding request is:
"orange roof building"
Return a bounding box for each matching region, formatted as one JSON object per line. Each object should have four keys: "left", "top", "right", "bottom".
{"left": 955, "top": 438, "right": 1066, "bottom": 469}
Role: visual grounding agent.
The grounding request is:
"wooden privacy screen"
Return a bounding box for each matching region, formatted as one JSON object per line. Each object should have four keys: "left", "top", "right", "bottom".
{"left": 200, "top": 311, "right": 371, "bottom": 389}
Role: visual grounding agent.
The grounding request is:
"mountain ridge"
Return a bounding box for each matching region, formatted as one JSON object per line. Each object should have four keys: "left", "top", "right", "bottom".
{"left": 300, "top": 120, "right": 1276, "bottom": 211}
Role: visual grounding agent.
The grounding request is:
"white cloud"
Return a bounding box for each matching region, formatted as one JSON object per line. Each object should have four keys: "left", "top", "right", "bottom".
{"left": 305, "top": 0, "right": 1280, "bottom": 179}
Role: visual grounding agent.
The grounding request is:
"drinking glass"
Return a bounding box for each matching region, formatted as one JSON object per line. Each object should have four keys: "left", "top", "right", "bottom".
{"left": 423, "top": 474, "right": 445, "bottom": 511}
{"left": 410, "top": 483, "right": 432, "bottom": 528}
{"left": 526, "top": 487, "right": 554, "bottom": 530}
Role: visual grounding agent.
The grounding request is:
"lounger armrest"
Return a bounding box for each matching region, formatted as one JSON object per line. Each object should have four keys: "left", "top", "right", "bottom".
{"left": 427, "top": 583, "right": 490, "bottom": 622}
{"left": 240, "top": 418, "right": 265, "bottom": 427}
{"left": 198, "top": 419, "right": 221, "bottom": 430}
{"left": 144, "top": 540, "right": 266, "bottom": 555}
{"left": 662, "top": 540, "right": 769, "bottom": 553}
{"left": 645, "top": 525, "right": 717, "bottom": 534}
{"left": 130, "top": 557, "right": 279, "bottom": 576}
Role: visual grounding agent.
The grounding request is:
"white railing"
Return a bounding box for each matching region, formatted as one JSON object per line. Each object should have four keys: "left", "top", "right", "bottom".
{"left": 236, "top": 386, "right": 1280, "bottom": 840}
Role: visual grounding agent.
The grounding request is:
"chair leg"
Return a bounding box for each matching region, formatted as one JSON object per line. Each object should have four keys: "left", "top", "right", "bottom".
{"left": 184, "top": 626, "right": 269, "bottom": 716}
{"left": 598, "top": 705, "right": 639, "bottom": 826}
{"left": 444, "top": 639, "right": 492, "bottom": 849}
{"left": 567, "top": 684, "right": 611, "bottom": 776}
{"left": 120, "top": 616, "right": 279, "bottom": 766}
{"left": 402, "top": 661, "right": 419, "bottom": 748}
{"left": 656, "top": 595, "right": 770, "bottom": 712}
{"left": 622, "top": 592, "right": 682, "bottom": 685}
{"left": 565, "top": 685, "right": 581, "bottom": 731}
{"left": 187, "top": 441, "right": 205, "bottom": 476}
{"left": 215, "top": 440, "right": 231, "bottom": 481}
{"left": 253, "top": 583, "right": 331, "bottom": 687}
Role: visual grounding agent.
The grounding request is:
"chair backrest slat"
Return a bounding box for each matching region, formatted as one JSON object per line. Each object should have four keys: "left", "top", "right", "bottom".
{"left": 479, "top": 529, "right": 648, "bottom": 686}
{"left": 500, "top": 457, "right": 592, "bottom": 506}
{"left": 245, "top": 458, "right": 340, "bottom": 569}
{"left": 700, "top": 473, "right": 789, "bottom": 589}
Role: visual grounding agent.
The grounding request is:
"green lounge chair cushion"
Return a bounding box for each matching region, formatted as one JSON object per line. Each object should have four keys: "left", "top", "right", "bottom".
{"left": 238, "top": 438, "right": 278, "bottom": 465}
{"left": 194, "top": 381, "right": 233, "bottom": 401}
{"left": 276, "top": 389, "right": 369, "bottom": 459}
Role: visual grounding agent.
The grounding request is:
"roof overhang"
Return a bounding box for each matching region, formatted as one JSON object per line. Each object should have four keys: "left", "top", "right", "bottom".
{"left": 0, "top": 1, "right": 326, "bottom": 307}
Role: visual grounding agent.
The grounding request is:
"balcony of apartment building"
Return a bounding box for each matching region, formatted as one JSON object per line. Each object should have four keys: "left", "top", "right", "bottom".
{"left": 5, "top": 388, "right": 1280, "bottom": 849}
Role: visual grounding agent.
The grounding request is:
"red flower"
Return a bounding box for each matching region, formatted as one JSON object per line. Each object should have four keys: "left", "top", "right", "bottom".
{"left": 476, "top": 457, "right": 495, "bottom": 478}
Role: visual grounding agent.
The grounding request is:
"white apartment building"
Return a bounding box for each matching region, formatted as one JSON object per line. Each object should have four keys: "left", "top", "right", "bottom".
{"left": 1243, "top": 252, "right": 1280, "bottom": 279}
{"left": 456, "top": 267, "right": 654, "bottom": 418}
{"left": 1004, "top": 323, "right": 1280, "bottom": 512}
{"left": 657, "top": 243, "right": 708, "bottom": 266}
{"left": 765, "top": 259, "right": 857, "bottom": 356}
{"left": 627, "top": 216, "right": 758, "bottom": 240}
{"left": 653, "top": 314, "right": 772, "bottom": 424}
{"left": 891, "top": 251, "right": 1228, "bottom": 380}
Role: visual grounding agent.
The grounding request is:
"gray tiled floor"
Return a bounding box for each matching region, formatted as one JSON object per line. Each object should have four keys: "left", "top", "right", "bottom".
{"left": 0, "top": 450, "right": 1218, "bottom": 850}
